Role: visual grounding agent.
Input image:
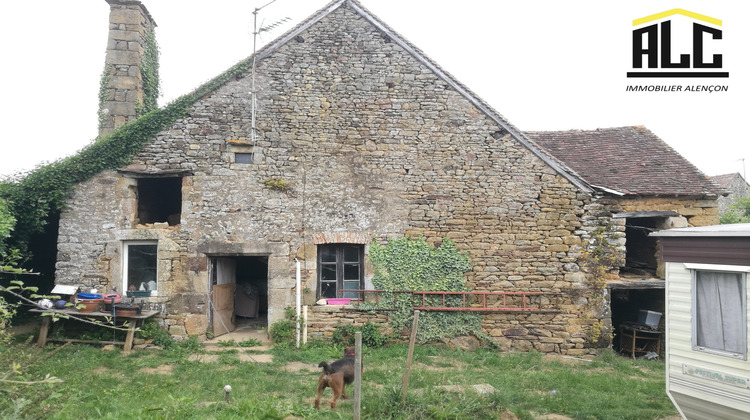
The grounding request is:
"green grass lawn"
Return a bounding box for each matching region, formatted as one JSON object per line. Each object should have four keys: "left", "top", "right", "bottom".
{"left": 1, "top": 335, "right": 678, "bottom": 419}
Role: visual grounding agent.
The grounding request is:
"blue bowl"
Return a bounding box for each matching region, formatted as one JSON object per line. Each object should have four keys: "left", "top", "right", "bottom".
{"left": 77, "top": 293, "right": 102, "bottom": 300}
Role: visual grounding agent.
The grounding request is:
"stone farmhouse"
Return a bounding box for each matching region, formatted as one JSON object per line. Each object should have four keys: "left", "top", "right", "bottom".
{"left": 711, "top": 172, "right": 749, "bottom": 214}
{"left": 54, "top": 0, "right": 724, "bottom": 354}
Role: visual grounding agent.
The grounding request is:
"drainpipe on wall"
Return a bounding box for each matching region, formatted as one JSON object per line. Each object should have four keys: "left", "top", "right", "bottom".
{"left": 295, "top": 258, "right": 301, "bottom": 349}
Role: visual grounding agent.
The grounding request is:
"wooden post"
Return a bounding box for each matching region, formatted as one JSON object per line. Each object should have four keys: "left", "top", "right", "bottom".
{"left": 36, "top": 315, "right": 51, "bottom": 347}
{"left": 401, "top": 310, "right": 420, "bottom": 405}
{"left": 354, "top": 331, "right": 362, "bottom": 419}
{"left": 302, "top": 305, "right": 308, "bottom": 345}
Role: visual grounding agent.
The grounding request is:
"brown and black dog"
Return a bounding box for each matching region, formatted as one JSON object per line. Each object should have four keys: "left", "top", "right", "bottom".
{"left": 314, "top": 346, "right": 361, "bottom": 409}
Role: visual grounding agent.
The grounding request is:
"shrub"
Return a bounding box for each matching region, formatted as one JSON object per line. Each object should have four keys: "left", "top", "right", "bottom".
{"left": 332, "top": 321, "right": 387, "bottom": 348}
{"left": 137, "top": 319, "right": 174, "bottom": 348}
{"left": 269, "top": 307, "right": 301, "bottom": 344}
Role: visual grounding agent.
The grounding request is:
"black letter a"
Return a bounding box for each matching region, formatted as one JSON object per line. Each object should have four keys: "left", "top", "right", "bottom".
{"left": 633, "top": 24, "right": 658, "bottom": 68}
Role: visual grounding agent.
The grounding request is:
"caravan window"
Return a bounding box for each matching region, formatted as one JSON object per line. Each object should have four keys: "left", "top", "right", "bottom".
{"left": 692, "top": 270, "right": 747, "bottom": 360}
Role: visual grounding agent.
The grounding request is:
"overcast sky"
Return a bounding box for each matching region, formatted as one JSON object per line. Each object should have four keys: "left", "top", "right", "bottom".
{"left": 2, "top": 0, "right": 748, "bottom": 179}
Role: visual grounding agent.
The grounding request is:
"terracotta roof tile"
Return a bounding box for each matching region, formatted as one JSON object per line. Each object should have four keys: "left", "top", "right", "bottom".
{"left": 525, "top": 126, "right": 723, "bottom": 197}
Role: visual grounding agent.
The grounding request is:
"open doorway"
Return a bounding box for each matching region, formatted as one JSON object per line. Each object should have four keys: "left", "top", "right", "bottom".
{"left": 209, "top": 256, "right": 268, "bottom": 337}
{"left": 610, "top": 285, "right": 665, "bottom": 356}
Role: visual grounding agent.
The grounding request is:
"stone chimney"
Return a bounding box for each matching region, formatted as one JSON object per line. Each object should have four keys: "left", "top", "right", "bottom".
{"left": 99, "top": 0, "right": 157, "bottom": 138}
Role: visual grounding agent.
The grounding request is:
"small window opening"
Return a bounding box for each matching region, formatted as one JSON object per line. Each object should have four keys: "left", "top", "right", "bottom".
{"left": 137, "top": 177, "right": 182, "bottom": 226}
{"left": 235, "top": 152, "right": 254, "bottom": 164}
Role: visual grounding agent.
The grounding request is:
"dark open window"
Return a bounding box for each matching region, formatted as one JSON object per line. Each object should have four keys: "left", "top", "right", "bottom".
{"left": 318, "top": 244, "right": 364, "bottom": 299}
{"left": 137, "top": 177, "right": 182, "bottom": 225}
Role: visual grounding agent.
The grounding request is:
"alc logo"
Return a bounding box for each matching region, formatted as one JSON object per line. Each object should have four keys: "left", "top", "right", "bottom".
{"left": 628, "top": 9, "right": 728, "bottom": 78}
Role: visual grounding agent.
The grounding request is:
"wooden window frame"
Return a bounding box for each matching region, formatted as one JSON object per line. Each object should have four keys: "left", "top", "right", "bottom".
{"left": 317, "top": 244, "right": 364, "bottom": 299}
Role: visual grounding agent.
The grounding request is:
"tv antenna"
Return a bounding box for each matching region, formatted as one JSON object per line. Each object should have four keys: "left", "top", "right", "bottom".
{"left": 250, "top": 0, "right": 290, "bottom": 156}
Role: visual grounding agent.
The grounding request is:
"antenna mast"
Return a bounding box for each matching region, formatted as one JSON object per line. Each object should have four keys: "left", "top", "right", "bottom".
{"left": 251, "top": 0, "right": 289, "bottom": 155}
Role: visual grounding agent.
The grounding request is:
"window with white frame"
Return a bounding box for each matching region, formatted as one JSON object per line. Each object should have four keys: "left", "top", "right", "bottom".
{"left": 123, "top": 241, "right": 158, "bottom": 295}
{"left": 691, "top": 267, "right": 748, "bottom": 360}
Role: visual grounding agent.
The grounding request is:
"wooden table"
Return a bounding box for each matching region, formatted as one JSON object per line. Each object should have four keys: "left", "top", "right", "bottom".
{"left": 32, "top": 308, "right": 159, "bottom": 354}
{"left": 620, "top": 324, "right": 663, "bottom": 359}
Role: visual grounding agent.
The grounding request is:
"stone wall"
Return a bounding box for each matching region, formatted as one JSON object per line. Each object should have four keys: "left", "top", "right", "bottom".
{"left": 609, "top": 196, "right": 720, "bottom": 227}
{"left": 55, "top": 3, "right": 715, "bottom": 353}
{"left": 307, "top": 305, "right": 391, "bottom": 339}
{"left": 99, "top": 0, "right": 156, "bottom": 138}
{"left": 715, "top": 174, "right": 750, "bottom": 214}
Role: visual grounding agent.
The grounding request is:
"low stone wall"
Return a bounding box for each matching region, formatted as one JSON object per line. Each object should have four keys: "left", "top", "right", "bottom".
{"left": 306, "top": 304, "right": 597, "bottom": 355}
{"left": 481, "top": 312, "right": 593, "bottom": 356}
{"left": 307, "top": 305, "right": 391, "bottom": 339}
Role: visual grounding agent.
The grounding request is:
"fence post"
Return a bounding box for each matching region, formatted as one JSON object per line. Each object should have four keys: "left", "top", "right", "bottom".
{"left": 354, "top": 331, "right": 362, "bottom": 419}
{"left": 401, "top": 310, "right": 420, "bottom": 405}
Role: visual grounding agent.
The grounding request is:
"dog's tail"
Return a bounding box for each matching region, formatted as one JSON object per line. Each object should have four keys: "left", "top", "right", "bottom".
{"left": 318, "top": 361, "right": 333, "bottom": 375}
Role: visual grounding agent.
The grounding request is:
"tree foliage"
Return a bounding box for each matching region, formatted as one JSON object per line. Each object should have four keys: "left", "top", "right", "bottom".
{"left": 720, "top": 196, "right": 750, "bottom": 224}
{"left": 0, "top": 197, "right": 14, "bottom": 257}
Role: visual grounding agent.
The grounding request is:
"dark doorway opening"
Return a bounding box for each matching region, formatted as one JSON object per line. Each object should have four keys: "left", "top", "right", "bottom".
{"left": 210, "top": 255, "right": 269, "bottom": 337}
{"left": 235, "top": 256, "right": 269, "bottom": 328}
{"left": 610, "top": 285, "right": 664, "bottom": 356}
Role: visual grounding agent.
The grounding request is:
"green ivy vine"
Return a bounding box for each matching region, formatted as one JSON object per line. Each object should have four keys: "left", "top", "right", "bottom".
{"left": 361, "top": 236, "right": 494, "bottom": 346}
{"left": 97, "top": 69, "right": 112, "bottom": 133}
{"left": 580, "top": 221, "right": 622, "bottom": 346}
{"left": 137, "top": 27, "right": 160, "bottom": 117}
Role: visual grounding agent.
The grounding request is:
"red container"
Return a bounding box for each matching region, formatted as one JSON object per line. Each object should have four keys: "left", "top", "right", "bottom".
{"left": 113, "top": 303, "right": 141, "bottom": 317}
{"left": 77, "top": 298, "right": 102, "bottom": 313}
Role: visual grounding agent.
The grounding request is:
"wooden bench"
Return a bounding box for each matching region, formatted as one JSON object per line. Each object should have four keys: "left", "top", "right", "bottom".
{"left": 32, "top": 308, "right": 159, "bottom": 354}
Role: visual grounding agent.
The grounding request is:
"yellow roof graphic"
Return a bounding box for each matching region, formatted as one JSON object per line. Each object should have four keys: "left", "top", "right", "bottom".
{"left": 633, "top": 9, "right": 721, "bottom": 26}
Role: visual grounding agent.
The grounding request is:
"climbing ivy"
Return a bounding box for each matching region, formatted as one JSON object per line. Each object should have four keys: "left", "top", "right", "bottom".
{"left": 138, "top": 27, "right": 160, "bottom": 117}
{"left": 579, "top": 221, "right": 622, "bottom": 346}
{"left": 97, "top": 69, "right": 112, "bottom": 133}
{"left": 363, "top": 236, "right": 494, "bottom": 345}
{"left": 0, "top": 55, "right": 255, "bottom": 261}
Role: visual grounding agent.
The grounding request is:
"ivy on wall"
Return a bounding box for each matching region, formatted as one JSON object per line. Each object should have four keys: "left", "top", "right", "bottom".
{"left": 362, "top": 236, "right": 495, "bottom": 346}
{"left": 97, "top": 69, "right": 112, "bottom": 133}
{"left": 0, "top": 55, "right": 255, "bottom": 261}
{"left": 138, "top": 27, "right": 160, "bottom": 117}
{"left": 579, "top": 221, "right": 622, "bottom": 346}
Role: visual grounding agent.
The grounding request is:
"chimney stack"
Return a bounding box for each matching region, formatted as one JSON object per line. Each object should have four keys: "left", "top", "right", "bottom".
{"left": 99, "top": 0, "right": 157, "bottom": 138}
